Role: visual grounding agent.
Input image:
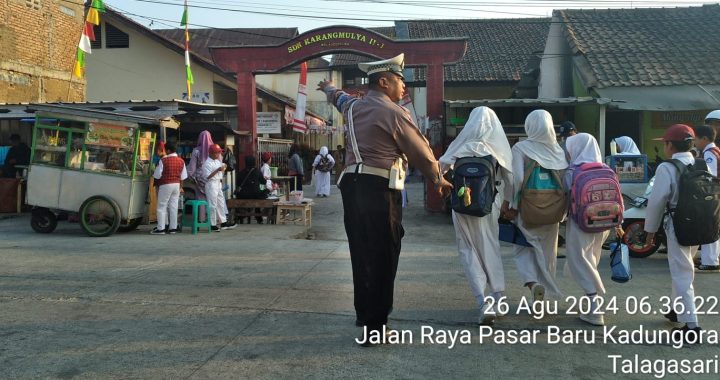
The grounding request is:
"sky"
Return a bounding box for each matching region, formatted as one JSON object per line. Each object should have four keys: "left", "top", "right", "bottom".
{"left": 106, "top": 0, "right": 714, "bottom": 32}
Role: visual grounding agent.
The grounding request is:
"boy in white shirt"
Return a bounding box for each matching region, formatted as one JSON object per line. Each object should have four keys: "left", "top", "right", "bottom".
{"left": 694, "top": 125, "right": 720, "bottom": 272}
{"left": 202, "top": 144, "right": 235, "bottom": 231}
{"left": 645, "top": 124, "right": 702, "bottom": 341}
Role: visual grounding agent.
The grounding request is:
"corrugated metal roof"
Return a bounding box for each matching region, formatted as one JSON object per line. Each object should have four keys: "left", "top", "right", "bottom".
{"left": 445, "top": 97, "right": 616, "bottom": 108}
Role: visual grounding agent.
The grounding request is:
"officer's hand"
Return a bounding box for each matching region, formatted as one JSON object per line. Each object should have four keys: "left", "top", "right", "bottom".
{"left": 435, "top": 177, "right": 453, "bottom": 198}
{"left": 317, "top": 79, "right": 334, "bottom": 91}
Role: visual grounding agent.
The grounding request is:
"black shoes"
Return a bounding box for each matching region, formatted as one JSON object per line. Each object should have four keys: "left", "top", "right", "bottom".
{"left": 695, "top": 264, "right": 720, "bottom": 273}
{"left": 664, "top": 310, "right": 678, "bottom": 323}
{"left": 671, "top": 324, "right": 703, "bottom": 345}
{"left": 211, "top": 225, "right": 221, "bottom": 232}
{"left": 221, "top": 222, "right": 237, "bottom": 230}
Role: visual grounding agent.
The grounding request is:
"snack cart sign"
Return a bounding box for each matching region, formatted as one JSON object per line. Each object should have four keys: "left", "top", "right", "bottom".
{"left": 87, "top": 123, "right": 134, "bottom": 148}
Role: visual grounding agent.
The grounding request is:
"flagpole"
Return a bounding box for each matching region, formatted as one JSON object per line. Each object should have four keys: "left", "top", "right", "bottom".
{"left": 182, "top": 0, "right": 193, "bottom": 100}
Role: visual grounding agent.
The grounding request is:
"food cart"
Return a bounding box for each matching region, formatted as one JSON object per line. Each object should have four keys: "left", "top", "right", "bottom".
{"left": 26, "top": 104, "right": 178, "bottom": 237}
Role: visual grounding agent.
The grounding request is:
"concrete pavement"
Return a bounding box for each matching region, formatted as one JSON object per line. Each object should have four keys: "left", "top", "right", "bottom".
{"left": 1, "top": 182, "right": 719, "bottom": 379}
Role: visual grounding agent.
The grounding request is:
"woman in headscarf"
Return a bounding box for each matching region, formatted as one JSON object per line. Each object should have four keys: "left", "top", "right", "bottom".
{"left": 613, "top": 136, "right": 641, "bottom": 155}
{"left": 187, "top": 131, "right": 214, "bottom": 203}
{"left": 563, "top": 133, "right": 611, "bottom": 326}
{"left": 440, "top": 107, "right": 513, "bottom": 325}
{"left": 505, "top": 110, "right": 567, "bottom": 304}
{"left": 312, "top": 146, "right": 335, "bottom": 197}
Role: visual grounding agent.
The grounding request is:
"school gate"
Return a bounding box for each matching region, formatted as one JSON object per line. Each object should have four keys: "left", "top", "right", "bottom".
{"left": 210, "top": 26, "right": 466, "bottom": 212}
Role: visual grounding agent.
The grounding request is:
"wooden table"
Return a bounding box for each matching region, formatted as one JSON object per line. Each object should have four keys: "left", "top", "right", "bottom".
{"left": 227, "top": 198, "right": 278, "bottom": 224}
{"left": 271, "top": 175, "right": 297, "bottom": 201}
{"left": 275, "top": 200, "right": 313, "bottom": 227}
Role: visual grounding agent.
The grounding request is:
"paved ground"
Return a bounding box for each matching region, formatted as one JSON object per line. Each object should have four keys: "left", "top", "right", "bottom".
{"left": 1, "top": 181, "right": 719, "bottom": 379}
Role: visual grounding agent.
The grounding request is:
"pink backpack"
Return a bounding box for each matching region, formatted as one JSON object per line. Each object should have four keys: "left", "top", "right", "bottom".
{"left": 570, "top": 162, "right": 624, "bottom": 232}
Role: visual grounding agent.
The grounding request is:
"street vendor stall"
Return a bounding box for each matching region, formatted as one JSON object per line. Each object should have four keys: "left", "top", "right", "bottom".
{"left": 26, "top": 104, "right": 178, "bottom": 237}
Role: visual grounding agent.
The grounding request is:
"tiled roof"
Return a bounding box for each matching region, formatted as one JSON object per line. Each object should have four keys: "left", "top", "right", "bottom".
{"left": 403, "top": 19, "right": 550, "bottom": 83}
{"left": 155, "top": 28, "right": 329, "bottom": 69}
{"left": 330, "top": 27, "right": 397, "bottom": 66}
{"left": 559, "top": 4, "right": 720, "bottom": 88}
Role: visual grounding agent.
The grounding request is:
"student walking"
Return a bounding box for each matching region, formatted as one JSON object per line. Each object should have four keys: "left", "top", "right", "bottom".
{"left": 693, "top": 125, "right": 720, "bottom": 273}
{"left": 563, "top": 133, "right": 614, "bottom": 326}
{"left": 645, "top": 124, "right": 708, "bottom": 341}
{"left": 505, "top": 110, "right": 567, "bottom": 303}
{"left": 439, "top": 107, "right": 513, "bottom": 325}
{"left": 312, "top": 146, "right": 335, "bottom": 197}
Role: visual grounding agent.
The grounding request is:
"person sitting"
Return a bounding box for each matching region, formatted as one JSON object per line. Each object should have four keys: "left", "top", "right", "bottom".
{"left": 235, "top": 155, "right": 269, "bottom": 224}
{"left": 1, "top": 134, "right": 30, "bottom": 178}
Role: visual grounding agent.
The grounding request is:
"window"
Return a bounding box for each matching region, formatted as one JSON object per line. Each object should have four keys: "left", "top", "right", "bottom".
{"left": 91, "top": 24, "right": 102, "bottom": 49}
{"left": 105, "top": 24, "right": 129, "bottom": 48}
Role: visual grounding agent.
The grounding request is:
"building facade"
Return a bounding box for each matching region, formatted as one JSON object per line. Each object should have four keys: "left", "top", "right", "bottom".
{"left": 0, "top": 0, "right": 85, "bottom": 103}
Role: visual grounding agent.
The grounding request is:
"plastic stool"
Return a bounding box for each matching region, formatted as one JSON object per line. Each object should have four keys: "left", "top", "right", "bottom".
{"left": 184, "top": 199, "right": 212, "bottom": 234}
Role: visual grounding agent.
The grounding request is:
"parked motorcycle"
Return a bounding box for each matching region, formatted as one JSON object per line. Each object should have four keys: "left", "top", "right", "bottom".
{"left": 621, "top": 176, "right": 667, "bottom": 258}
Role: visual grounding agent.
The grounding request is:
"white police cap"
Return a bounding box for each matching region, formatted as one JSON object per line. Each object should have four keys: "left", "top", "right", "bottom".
{"left": 358, "top": 53, "right": 405, "bottom": 78}
{"left": 706, "top": 110, "right": 720, "bottom": 122}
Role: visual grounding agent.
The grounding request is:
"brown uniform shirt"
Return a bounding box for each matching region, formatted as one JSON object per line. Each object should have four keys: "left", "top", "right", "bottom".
{"left": 324, "top": 86, "right": 442, "bottom": 184}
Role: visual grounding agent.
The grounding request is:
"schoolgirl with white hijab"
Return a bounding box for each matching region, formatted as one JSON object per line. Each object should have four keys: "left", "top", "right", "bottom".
{"left": 563, "top": 133, "right": 611, "bottom": 326}
{"left": 613, "top": 136, "right": 641, "bottom": 155}
{"left": 504, "top": 109, "right": 567, "bottom": 304}
{"left": 440, "top": 107, "right": 514, "bottom": 325}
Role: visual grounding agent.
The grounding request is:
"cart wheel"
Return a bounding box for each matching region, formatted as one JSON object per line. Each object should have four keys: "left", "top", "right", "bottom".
{"left": 80, "top": 195, "right": 121, "bottom": 237}
{"left": 30, "top": 208, "right": 57, "bottom": 233}
{"left": 622, "top": 220, "right": 659, "bottom": 258}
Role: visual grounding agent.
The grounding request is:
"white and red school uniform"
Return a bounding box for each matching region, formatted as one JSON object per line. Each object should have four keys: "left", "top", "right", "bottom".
{"left": 153, "top": 153, "right": 188, "bottom": 231}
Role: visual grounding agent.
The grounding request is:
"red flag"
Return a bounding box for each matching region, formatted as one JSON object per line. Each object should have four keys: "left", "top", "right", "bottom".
{"left": 85, "top": 22, "right": 96, "bottom": 41}
{"left": 292, "top": 62, "right": 308, "bottom": 134}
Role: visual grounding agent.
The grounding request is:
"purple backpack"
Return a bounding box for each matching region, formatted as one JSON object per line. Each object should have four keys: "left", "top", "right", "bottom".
{"left": 570, "top": 162, "right": 624, "bottom": 232}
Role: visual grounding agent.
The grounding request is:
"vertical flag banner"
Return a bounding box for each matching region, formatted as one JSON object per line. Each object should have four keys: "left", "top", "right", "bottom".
{"left": 181, "top": 0, "right": 194, "bottom": 100}
{"left": 74, "top": 0, "right": 105, "bottom": 79}
{"left": 292, "top": 62, "right": 309, "bottom": 134}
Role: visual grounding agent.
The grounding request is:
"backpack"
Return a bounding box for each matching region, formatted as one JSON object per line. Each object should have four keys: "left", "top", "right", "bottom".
{"left": 668, "top": 158, "right": 720, "bottom": 246}
{"left": 316, "top": 154, "right": 332, "bottom": 172}
{"left": 570, "top": 162, "right": 624, "bottom": 232}
{"left": 519, "top": 160, "right": 567, "bottom": 225}
{"left": 223, "top": 149, "right": 236, "bottom": 172}
{"left": 450, "top": 156, "right": 498, "bottom": 217}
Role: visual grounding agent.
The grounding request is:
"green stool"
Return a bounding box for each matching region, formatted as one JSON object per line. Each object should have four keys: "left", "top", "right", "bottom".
{"left": 184, "top": 199, "right": 212, "bottom": 234}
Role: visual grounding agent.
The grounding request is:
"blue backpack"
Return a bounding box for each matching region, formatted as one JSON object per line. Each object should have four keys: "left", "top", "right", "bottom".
{"left": 450, "top": 156, "right": 498, "bottom": 217}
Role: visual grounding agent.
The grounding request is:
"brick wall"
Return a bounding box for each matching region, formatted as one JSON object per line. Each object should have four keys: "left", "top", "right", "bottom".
{"left": 0, "top": 0, "right": 85, "bottom": 102}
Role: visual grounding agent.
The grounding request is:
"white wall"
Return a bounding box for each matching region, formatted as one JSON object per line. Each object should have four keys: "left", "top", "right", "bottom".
{"left": 86, "top": 21, "right": 234, "bottom": 103}
{"left": 538, "top": 16, "right": 570, "bottom": 99}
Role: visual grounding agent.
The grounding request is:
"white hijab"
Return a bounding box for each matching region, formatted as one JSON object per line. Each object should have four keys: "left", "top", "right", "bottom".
{"left": 566, "top": 133, "right": 602, "bottom": 166}
{"left": 319, "top": 146, "right": 329, "bottom": 156}
{"left": 439, "top": 107, "right": 512, "bottom": 172}
{"left": 512, "top": 109, "right": 567, "bottom": 170}
{"left": 614, "top": 136, "right": 640, "bottom": 155}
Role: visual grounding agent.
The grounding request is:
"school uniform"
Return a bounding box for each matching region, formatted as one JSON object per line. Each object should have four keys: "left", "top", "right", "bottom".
{"left": 562, "top": 134, "right": 610, "bottom": 297}
{"left": 202, "top": 157, "right": 228, "bottom": 227}
{"left": 509, "top": 110, "right": 568, "bottom": 299}
{"left": 312, "top": 146, "right": 335, "bottom": 197}
{"left": 645, "top": 152, "right": 698, "bottom": 324}
{"left": 700, "top": 143, "right": 720, "bottom": 266}
{"left": 153, "top": 153, "right": 187, "bottom": 232}
{"left": 439, "top": 107, "right": 513, "bottom": 312}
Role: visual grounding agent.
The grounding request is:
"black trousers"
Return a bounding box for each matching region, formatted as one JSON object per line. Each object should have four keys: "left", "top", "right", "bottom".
{"left": 339, "top": 173, "right": 404, "bottom": 331}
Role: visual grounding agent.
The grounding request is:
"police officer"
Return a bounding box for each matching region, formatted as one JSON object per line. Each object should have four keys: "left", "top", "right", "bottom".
{"left": 317, "top": 54, "right": 452, "bottom": 345}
